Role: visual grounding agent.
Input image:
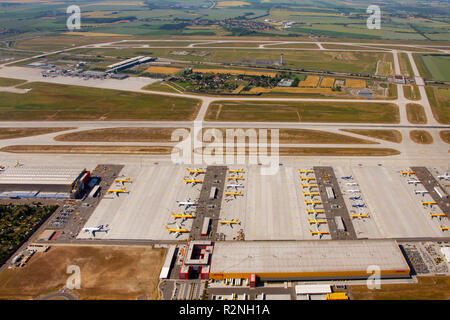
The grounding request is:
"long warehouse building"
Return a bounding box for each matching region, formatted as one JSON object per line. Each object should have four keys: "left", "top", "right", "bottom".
{"left": 209, "top": 240, "right": 410, "bottom": 281}
{"left": 0, "top": 166, "right": 90, "bottom": 199}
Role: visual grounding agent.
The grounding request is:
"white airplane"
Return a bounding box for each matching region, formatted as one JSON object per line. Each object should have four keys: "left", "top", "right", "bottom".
{"left": 0, "top": 165, "right": 5, "bottom": 171}
{"left": 407, "top": 180, "right": 421, "bottom": 185}
{"left": 82, "top": 225, "right": 108, "bottom": 237}
{"left": 342, "top": 175, "right": 353, "bottom": 180}
{"left": 347, "top": 189, "right": 360, "bottom": 193}
{"left": 226, "top": 183, "right": 244, "bottom": 190}
{"left": 346, "top": 182, "right": 358, "bottom": 186}
{"left": 437, "top": 174, "right": 450, "bottom": 181}
{"left": 176, "top": 199, "right": 197, "bottom": 210}
{"left": 415, "top": 190, "right": 429, "bottom": 196}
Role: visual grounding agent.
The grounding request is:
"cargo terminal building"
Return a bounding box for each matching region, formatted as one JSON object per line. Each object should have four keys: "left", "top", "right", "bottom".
{"left": 0, "top": 166, "right": 90, "bottom": 199}
{"left": 208, "top": 240, "right": 410, "bottom": 282}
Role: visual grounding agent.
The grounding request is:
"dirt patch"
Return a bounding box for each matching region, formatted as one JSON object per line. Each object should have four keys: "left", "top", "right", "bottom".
{"left": 410, "top": 130, "right": 433, "bottom": 144}
{"left": 0, "top": 245, "right": 166, "bottom": 300}
{"left": 0, "top": 145, "right": 174, "bottom": 154}
{"left": 340, "top": 129, "right": 402, "bottom": 143}
{"left": 406, "top": 103, "right": 427, "bottom": 124}
{"left": 0, "top": 128, "right": 75, "bottom": 140}
{"left": 55, "top": 128, "right": 188, "bottom": 142}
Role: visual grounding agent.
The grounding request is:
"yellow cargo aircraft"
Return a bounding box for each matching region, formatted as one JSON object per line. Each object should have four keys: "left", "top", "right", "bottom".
{"left": 165, "top": 225, "right": 189, "bottom": 238}
{"left": 440, "top": 226, "right": 450, "bottom": 231}
{"left": 299, "top": 176, "right": 316, "bottom": 181}
{"left": 298, "top": 170, "right": 313, "bottom": 174}
{"left": 186, "top": 168, "right": 205, "bottom": 176}
{"left": 351, "top": 214, "right": 370, "bottom": 219}
{"left": 107, "top": 188, "right": 127, "bottom": 197}
{"left": 219, "top": 219, "right": 241, "bottom": 228}
{"left": 309, "top": 230, "right": 329, "bottom": 238}
{"left": 229, "top": 169, "right": 244, "bottom": 173}
{"left": 307, "top": 219, "right": 327, "bottom": 224}
{"left": 401, "top": 170, "right": 415, "bottom": 176}
{"left": 301, "top": 184, "right": 318, "bottom": 188}
{"left": 421, "top": 201, "right": 437, "bottom": 207}
{"left": 227, "top": 176, "right": 244, "bottom": 180}
{"left": 305, "top": 200, "right": 321, "bottom": 205}
{"left": 303, "top": 192, "right": 319, "bottom": 196}
{"left": 225, "top": 191, "right": 243, "bottom": 199}
{"left": 429, "top": 212, "right": 446, "bottom": 218}
{"left": 306, "top": 209, "right": 324, "bottom": 214}
{"left": 184, "top": 177, "right": 202, "bottom": 186}
{"left": 115, "top": 178, "right": 131, "bottom": 185}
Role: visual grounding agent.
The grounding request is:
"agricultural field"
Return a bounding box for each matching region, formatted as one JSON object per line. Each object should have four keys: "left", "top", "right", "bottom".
{"left": 0, "top": 82, "right": 201, "bottom": 121}
{"left": 320, "top": 78, "right": 335, "bottom": 88}
{"left": 298, "top": 76, "right": 320, "bottom": 87}
{"left": 344, "top": 79, "right": 366, "bottom": 88}
{"left": 421, "top": 55, "right": 450, "bottom": 82}
{"left": 205, "top": 101, "right": 399, "bottom": 123}
{"left": 192, "top": 68, "right": 277, "bottom": 77}
{"left": 144, "top": 66, "right": 183, "bottom": 75}
{"left": 0, "top": 246, "right": 166, "bottom": 300}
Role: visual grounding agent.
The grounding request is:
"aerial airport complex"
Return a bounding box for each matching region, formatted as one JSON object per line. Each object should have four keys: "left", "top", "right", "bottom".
{"left": 0, "top": 0, "right": 449, "bottom": 302}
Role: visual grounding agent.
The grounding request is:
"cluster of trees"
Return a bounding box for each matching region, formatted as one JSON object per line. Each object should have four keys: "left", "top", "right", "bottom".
{"left": 0, "top": 204, "right": 57, "bottom": 261}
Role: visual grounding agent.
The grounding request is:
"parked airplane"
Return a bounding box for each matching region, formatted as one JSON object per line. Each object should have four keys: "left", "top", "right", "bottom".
{"left": 347, "top": 189, "right": 360, "bottom": 193}
{"left": 351, "top": 214, "right": 370, "bottom": 219}
{"left": 306, "top": 209, "right": 324, "bottom": 214}
{"left": 165, "top": 225, "right": 189, "bottom": 238}
{"left": 429, "top": 213, "right": 446, "bottom": 219}
{"left": 414, "top": 190, "right": 429, "bottom": 196}
{"left": 0, "top": 165, "right": 4, "bottom": 171}
{"left": 227, "top": 183, "right": 244, "bottom": 190}
{"left": 183, "top": 177, "right": 202, "bottom": 186}
{"left": 349, "top": 196, "right": 361, "bottom": 201}
{"left": 407, "top": 180, "right": 421, "bottom": 185}
{"left": 305, "top": 200, "right": 321, "bottom": 205}
{"left": 303, "top": 192, "right": 319, "bottom": 197}
{"left": 401, "top": 170, "right": 415, "bottom": 176}
{"left": 299, "top": 176, "right": 315, "bottom": 181}
{"left": 219, "top": 219, "right": 241, "bottom": 228}
{"left": 346, "top": 182, "right": 358, "bottom": 186}
{"left": 176, "top": 199, "right": 197, "bottom": 210}
{"left": 115, "top": 178, "right": 131, "bottom": 186}
{"left": 352, "top": 204, "right": 365, "bottom": 208}
{"left": 225, "top": 191, "right": 243, "bottom": 199}
{"left": 422, "top": 201, "right": 437, "bottom": 207}
{"left": 301, "top": 184, "right": 318, "bottom": 188}
{"left": 440, "top": 226, "right": 450, "bottom": 231}
{"left": 307, "top": 219, "right": 326, "bottom": 224}
{"left": 309, "top": 229, "right": 329, "bottom": 239}
{"left": 227, "top": 176, "right": 244, "bottom": 180}
{"left": 82, "top": 225, "right": 108, "bottom": 237}
{"left": 341, "top": 176, "right": 353, "bottom": 180}
{"left": 228, "top": 169, "right": 244, "bottom": 173}
{"left": 107, "top": 188, "right": 127, "bottom": 197}
{"left": 298, "top": 170, "right": 313, "bottom": 174}
{"left": 171, "top": 212, "right": 195, "bottom": 224}
{"left": 437, "top": 174, "right": 450, "bottom": 181}
{"left": 186, "top": 168, "right": 205, "bottom": 176}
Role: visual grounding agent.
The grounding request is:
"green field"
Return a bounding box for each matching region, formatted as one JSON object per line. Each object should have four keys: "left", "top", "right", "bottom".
{"left": 426, "top": 87, "right": 450, "bottom": 124}
{"left": 206, "top": 101, "right": 399, "bottom": 123}
{"left": 0, "top": 77, "right": 26, "bottom": 87}
{"left": 421, "top": 55, "right": 450, "bottom": 82}
{"left": 0, "top": 82, "right": 201, "bottom": 121}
